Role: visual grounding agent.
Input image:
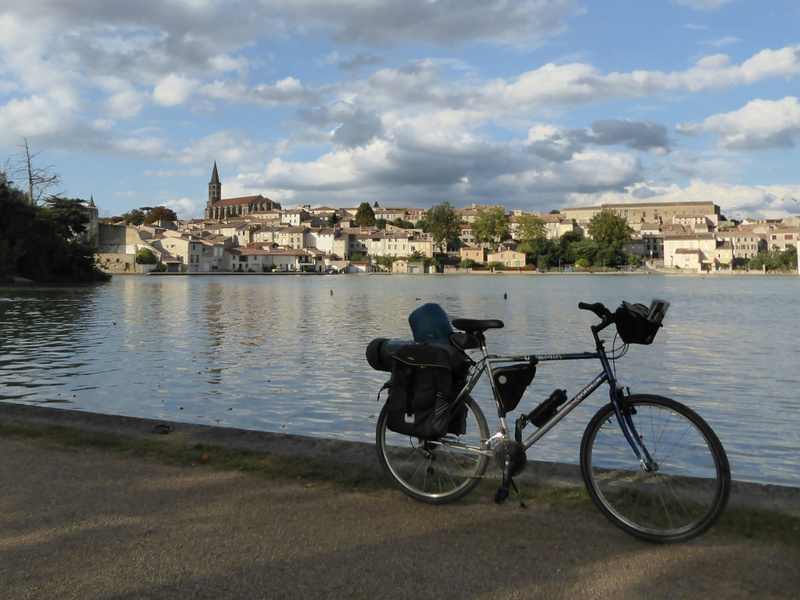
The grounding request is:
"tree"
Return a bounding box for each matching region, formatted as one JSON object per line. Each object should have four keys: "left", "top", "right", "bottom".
{"left": 571, "top": 237, "right": 600, "bottom": 266}
{"left": 524, "top": 237, "right": 557, "bottom": 269}
{"left": 392, "top": 218, "right": 415, "bottom": 229}
{"left": 587, "top": 209, "right": 632, "bottom": 251}
{"left": 425, "top": 202, "right": 461, "bottom": 252}
{"left": 748, "top": 248, "right": 798, "bottom": 272}
{"left": 135, "top": 248, "right": 158, "bottom": 264}
{"left": 408, "top": 250, "right": 439, "bottom": 269}
{"left": 556, "top": 231, "right": 583, "bottom": 265}
{"left": 40, "top": 197, "right": 91, "bottom": 238}
{"left": 373, "top": 254, "right": 394, "bottom": 270}
{"left": 4, "top": 138, "right": 62, "bottom": 205}
{"left": 472, "top": 207, "right": 509, "bottom": 250}
{"left": 143, "top": 206, "right": 178, "bottom": 224}
{"left": 0, "top": 178, "right": 109, "bottom": 283}
{"left": 354, "top": 202, "right": 376, "bottom": 227}
{"left": 516, "top": 214, "right": 547, "bottom": 246}
{"left": 122, "top": 209, "right": 145, "bottom": 226}
{"left": 586, "top": 209, "right": 632, "bottom": 267}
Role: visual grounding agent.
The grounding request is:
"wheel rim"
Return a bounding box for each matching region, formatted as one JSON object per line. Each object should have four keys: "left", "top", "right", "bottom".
{"left": 378, "top": 399, "right": 488, "bottom": 502}
{"left": 585, "top": 401, "right": 727, "bottom": 539}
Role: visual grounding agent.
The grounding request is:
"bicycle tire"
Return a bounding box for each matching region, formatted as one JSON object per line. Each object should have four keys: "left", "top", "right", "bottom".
{"left": 580, "top": 394, "right": 730, "bottom": 543}
{"left": 376, "top": 396, "right": 490, "bottom": 504}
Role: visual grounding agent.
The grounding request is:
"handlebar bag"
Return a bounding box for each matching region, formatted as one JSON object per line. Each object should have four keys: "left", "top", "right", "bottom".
{"left": 614, "top": 301, "right": 661, "bottom": 345}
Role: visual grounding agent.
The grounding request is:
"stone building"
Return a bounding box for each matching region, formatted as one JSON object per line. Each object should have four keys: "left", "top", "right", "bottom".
{"left": 203, "top": 162, "right": 281, "bottom": 220}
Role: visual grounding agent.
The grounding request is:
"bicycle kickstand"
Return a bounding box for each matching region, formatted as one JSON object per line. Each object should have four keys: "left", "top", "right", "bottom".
{"left": 495, "top": 458, "right": 527, "bottom": 509}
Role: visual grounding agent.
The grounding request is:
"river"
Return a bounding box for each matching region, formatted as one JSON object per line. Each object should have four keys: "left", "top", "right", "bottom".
{"left": 1, "top": 273, "right": 798, "bottom": 487}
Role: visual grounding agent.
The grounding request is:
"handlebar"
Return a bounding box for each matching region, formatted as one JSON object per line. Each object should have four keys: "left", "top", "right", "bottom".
{"left": 578, "top": 301, "right": 614, "bottom": 321}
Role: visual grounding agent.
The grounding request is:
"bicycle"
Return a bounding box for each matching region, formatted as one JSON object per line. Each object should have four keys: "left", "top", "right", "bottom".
{"left": 369, "top": 300, "right": 731, "bottom": 544}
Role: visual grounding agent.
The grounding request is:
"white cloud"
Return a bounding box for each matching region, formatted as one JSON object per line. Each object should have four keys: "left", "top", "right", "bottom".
{"left": 672, "top": 0, "right": 736, "bottom": 8}
{"left": 574, "top": 180, "right": 800, "bottom": 220}
{"left": 0, "top": 94, "right": 82, "bottom": 141}
{"left": 164, "top": 196, "right": 203, "bottom": 216}
{"left": 153, "top": 74, "right": 199, "bottom": 106}
{"left": 708, "top": 36, "right": 741, "bottom": 48}
{"left": 678, "top": 97, "right": 800, "bottom": 149}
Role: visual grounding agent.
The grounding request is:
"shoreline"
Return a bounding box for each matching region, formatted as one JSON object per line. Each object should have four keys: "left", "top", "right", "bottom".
{"left": 2, "top": 401, "right": 797, "bottom": 515}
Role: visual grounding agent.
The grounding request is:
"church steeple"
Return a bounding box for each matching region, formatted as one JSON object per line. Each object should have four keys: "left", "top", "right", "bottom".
{"left": 208, "top": 161, "right": 221, "bottom": 207}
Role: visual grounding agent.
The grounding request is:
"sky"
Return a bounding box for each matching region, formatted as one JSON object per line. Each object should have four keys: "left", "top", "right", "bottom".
{"left": 1, "top": 0, "right": 800, "bottom": 222}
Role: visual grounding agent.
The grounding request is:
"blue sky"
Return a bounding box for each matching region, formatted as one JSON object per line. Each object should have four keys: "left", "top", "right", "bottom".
{"left": 1, "top": 0, "right": 799, "bottom": 221}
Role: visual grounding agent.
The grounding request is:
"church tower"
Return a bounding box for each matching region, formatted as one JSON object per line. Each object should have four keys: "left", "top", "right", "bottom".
{"left": 208, "top": 161, "right": 221, "bottom": 207}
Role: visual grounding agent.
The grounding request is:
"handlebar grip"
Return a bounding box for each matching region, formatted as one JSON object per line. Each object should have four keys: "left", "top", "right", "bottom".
{"left": 578, "top": 302, "right": 612, "bottom": 320}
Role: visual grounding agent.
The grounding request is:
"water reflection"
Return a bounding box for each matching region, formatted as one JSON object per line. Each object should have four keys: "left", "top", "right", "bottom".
{"left": 1, "top": 274, "right": 798, "bottom": 487}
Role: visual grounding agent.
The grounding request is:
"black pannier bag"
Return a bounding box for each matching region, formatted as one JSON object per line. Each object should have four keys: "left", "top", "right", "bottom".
{"left": 614, "top": 301, "right": 662, "bottom": 345}
{"left": 366, "top": 303, "right": 473, "bottom": 438}
{"left": 385, "top": 343, "right": 455, "bottom": 439}
{"left": 491, "top": 361, "right": 536, "bottom": 416}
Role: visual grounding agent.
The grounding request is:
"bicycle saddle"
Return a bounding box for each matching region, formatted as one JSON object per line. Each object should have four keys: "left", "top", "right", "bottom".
{"left": 451, "top": 318, "right": 505, "bottom": 333}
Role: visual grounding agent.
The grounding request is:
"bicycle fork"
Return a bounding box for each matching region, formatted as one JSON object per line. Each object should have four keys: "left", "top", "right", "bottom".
{"left": 611, "top": 386, "right": 659, "bottom": 473}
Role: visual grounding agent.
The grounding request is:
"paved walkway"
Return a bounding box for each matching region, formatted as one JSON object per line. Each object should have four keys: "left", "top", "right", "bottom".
{"left": 1, "top": 403, "right": 798, "bottom": 599}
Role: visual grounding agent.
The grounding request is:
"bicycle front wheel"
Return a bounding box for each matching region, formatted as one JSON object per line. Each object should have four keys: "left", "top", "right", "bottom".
{"left": 580, "top": 394, "right": 730, "bottom": 543}
{"left": 376, "top": 396, "right": 489, "bottom": 505}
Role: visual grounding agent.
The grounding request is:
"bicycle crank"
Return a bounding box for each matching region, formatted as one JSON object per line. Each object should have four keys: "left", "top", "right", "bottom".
{"left": 494, "top": 440, "right": 527, "bottom": 477}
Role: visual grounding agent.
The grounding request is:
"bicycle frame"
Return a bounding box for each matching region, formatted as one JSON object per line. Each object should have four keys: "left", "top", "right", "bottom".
{"left": 450, "top": 320, "right": 655, "bottom": 469}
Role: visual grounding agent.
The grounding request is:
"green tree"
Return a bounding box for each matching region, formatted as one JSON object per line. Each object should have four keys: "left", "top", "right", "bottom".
{"left": 525, "top": 237, "right": 557, "bottom": 269}
{"left": 587, "top": 209, "right": 632, "bottom": 251}
{"left": 354, "top": 202, "right": 376, "bottom": 227}
{"left": 373, "top": 255, "right": 395, "bottom": 270}
{"left": 571, "top": 237, "right": 600, "bottom": 266}
{"left": 392, "top": 218, "right": 415, "bottom": 229}
{"left": 586, "top": 209, "right": 632, "bottom": 267}
{"left": 516, "top": 213, "right": 547, "bottom": 246}
{"left": 143, "top": 206, "right": 178, "bottom": 224}
{"left": 122, "top": 209, "right": 145, "bottom": 225}
{"left": 472, "top": 207, "right": 510, "bottom": 250}
{"left": 135, "top": 248, "right": 158, "bottom": 264}
{"left": 779, "top": 247, "right": 797, "bottom": 270}
{"left": 425, "top": 202, "right": 461, "bottom": 252}
{"left": 557, "top": 231, "right": 583, "bottom": 265}
{"left": 0, "top": 179, "right": 109, "bottom": 283}
{"left": 41, "top": 197, "right": 91, "bottom": 238}
{"left": 748, "top": 248, "right": 798, "bottom": 272}
{"left": 408, "top": 250, "right": 439, "bottom": 269}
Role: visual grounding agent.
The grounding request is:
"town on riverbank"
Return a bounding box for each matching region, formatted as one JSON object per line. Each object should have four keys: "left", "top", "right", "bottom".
{"left": 90, "top": 164, "right": 799, "bottom": 277}
{"left": 3, "top": 162, "right": 798, "bottom": 282}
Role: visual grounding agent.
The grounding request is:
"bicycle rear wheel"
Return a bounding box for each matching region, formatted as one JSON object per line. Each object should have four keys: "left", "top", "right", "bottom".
{"left": 376, "top": 396, "right": 489, "bottom": 504}
{"left": 580, "top": 394, "right": 730, "bottom": 543}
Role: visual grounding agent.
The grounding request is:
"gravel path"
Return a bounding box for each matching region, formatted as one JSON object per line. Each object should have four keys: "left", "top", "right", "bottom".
{"left": 2, "top": 434, "right": 799, "bottom": 600}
